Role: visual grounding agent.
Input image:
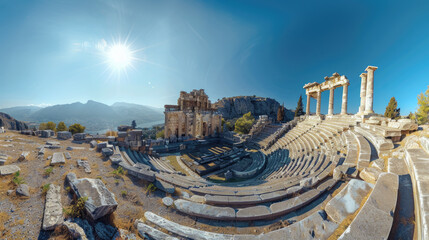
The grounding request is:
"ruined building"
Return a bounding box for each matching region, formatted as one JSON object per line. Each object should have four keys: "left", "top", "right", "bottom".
{"left": 164, "top": 89, "right": 222, "bottom": 139}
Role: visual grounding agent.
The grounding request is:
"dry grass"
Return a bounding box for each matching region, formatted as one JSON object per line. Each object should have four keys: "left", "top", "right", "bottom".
{"left": 327, "top": 191, "right": 371, "bottom": 239}
{"left": 0, "top": 212, "right": 11, "bottom": 234}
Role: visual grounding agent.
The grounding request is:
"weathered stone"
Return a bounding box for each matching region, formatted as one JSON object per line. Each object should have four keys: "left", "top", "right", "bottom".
{"left": 155, "top": 180, "right": 175, "bottom": 194}
{"left": 90, "top": 140, "right": 98, "bottom": 148}
{"left": 64, "top": 152, "right": 71, "bottom": 159}
{"left": 7, "top": 190, "right": 13, "bottom": 195}
{"left": 0, "top": 165, "right": 20, "bottom": 175}
{"left": 101, "top": 147, "right": 113, "bottom": 157}
{"left": 372, "top": 158, "right": 385, "bottom": 171}
{"left": 339, "top": 173, "right": 398, "bottom": 240}
{"left": 51, "top": 152, "right": 65, "bottom": 165}
{"left": 57, "top": 131, "right": 72, "bottom": 140}
{"left": 135, "top": 219, "right": 179, "bottom": 240}
{"left": 42, "top": 184, "right": 64, "bottom": 230}
{"left": 173, "top": 199, "right": 235, "bottom": 220}
{"left": 359, "top": 167, "right": 382, "bottom": 183}
{"left": 388, "top": 157, "right": 408, "bottom": 175}
{"left": 190, "top": 195, "right": 206, "bottom": 203}
{"left": 16, "top": 184, "right": 30, "bottom": 197}
{"left": 68, "top": 174, "right": 118, "bottom": 220}
{"left": 95, "top": 222, "right": 119, "bottom": 240}
{"left": 46, "top": 141, "right": 60, "bottom": 146}
{"left": 18, "top": 151, "right": 29, "bottom": 161}
{"left": 63, "top": 221, "right": 88, "bottom": 240}
{"left": 325, "top": 179, "right": 373, "bottom": 224}
{"left": 333, "top": 165, "right": 348, "bottom": 180}
{"left": 77, "top": 159, "right": 91, "bottom": 173}
{"left": 38, "top": 147, "right": 45, "bottom": 155}
{"left": 162, "top": 197, "right": 174, "bottom": 207}
{"left": 299, "top": 176, "right": 317, "bottom": 188}
{"left": 236, "top": 205, "right": 271, "bottom": 220}
{"left": 119, "top": 229, "right": 136, "bottom": 240}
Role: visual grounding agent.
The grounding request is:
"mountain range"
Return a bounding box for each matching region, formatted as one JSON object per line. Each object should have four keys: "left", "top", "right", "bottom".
{"left": 0, "top": 100, "right": 164, "bottom": 133}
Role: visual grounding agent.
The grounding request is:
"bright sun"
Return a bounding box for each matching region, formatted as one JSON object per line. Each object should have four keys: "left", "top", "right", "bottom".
{"left": 107, "top": 43, "right": 133, "bottom": 70}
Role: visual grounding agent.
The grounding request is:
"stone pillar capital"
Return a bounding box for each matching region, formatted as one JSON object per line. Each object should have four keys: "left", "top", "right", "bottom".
{"left": 359, "top": 73, "right": 367, "bottom": 78}
{"left": 365, "top": 66, "right": 378, "bottom": 72}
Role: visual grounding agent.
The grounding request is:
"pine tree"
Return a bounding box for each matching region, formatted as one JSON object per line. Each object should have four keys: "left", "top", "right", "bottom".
{"left": 416, "top": 86, "right": 429, "bottom": 125}
{"left": 277, "top": 104, "right": 285, "bottom": 122}
{"left": 384, "top": 97, "right": 400, "bottom": 119}
{"left": 295, "top": 95, "right": 304, "bottom": 117}
{"left": 131, "top": 120, "right": 137, "bottom": 129}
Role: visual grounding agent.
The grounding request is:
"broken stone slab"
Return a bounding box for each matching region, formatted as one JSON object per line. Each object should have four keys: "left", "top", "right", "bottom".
{"left": 333, "top": 165, "right": 349, "bottom": 180}
{"left": 63, "top": 221, "right": 88, "bottom": 240}
{"left": 0, "top": 165, "right": 20, "bottom": 175}
{"left": 42, "top": 184, "right": 64, "bottom": 230}
{"left": 134, "top": 219, "right": 179, "bottom": 240}
{"left": 173, "top": 199, "right": 235, "bottom": 220}
{"left": 66, "top": 146, "right": 85, "bottom": 151}
{"left": 339, "top": 173, "right": 398, "bottom": 240}
{"left": 57, "top": 131, "right": 72, "bottom": 140}
{"left": 46, "top": 141, "right": 60, "bottom": 146}
{"left": 110, "top": 154, "right": 123, "bottom": 164}
{"left": 0, "top": 154, "right": 7, "bottom": 165}
{"left": 372, "top": 158, "right": 385, "bottom": 171}
{"left": 66, "top": 172, "right": 118, "bottom": 220}
{"left": 299, "top": 176, "right": 318, "bottom": 188}
{"left": 45, "top": 145, "right": 61, "bottom": 149}
{"left": 325, "top": 179, "right": 374, "bottom": 224}
{"left": 18, "top": 151, "right": 29, "bottom": 161}
{"left": 16, "top": 184, "right": 30, "bottom": 197}
{"left": 50, "top": 152, "right": 65, "bottom": 165}
{"left": 64, "top": 152, "right": 71, "bottom": 160}
{"left": 77, "top": 159, "right": 91, "bottom": 173}
{"left": 38, "top": 147, "right": 45, "bottom": 155}
{"left": 359, "top": 167, "right": 382, "bottom": 184}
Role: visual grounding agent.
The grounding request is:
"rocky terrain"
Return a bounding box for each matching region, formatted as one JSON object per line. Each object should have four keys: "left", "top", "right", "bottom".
{"left": 0, "top": 112, "right": 28, "bottom": 131}
{"left": 215, "top": 96, "right": 294, "bottom": 121}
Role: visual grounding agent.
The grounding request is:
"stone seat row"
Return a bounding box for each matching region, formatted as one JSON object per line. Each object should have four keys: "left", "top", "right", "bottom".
{"left": 174, "top": 178, "right": 338, "bottom": 221}
{"left": 135, "top": 173, "right": 399, "bottom": 240}
{"left": 139, "top": 208, "right": 338, "bottom": 240}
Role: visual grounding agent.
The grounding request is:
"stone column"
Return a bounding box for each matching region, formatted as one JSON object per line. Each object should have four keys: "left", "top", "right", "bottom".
{"left": 316, "top": 91, "right": 321, "bottom": 116}
{"left": 364, "top": 66, "right": 378, "bottom": 114}
{"left": 306, "top": 94, "right": 311, "bottom": 115}
{"left": 358, "top": 73, "right": 367, "bottom": 114}
{"left": 328, "top": 88, "right": 334, "bottom": 115}
{"left": 341, "top": 84, "right": 349, "bottom": 115}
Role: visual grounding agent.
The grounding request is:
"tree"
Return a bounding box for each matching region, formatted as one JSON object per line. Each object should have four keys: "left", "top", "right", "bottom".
{"left": 56, "top": 121, "right": 67, "bottom": 132}
{"left": 408, "top": 112, "right": 416, "bottom": 120}
{"left": 277, "top": 104, "right": 285, "bottom": 122}
{"left": 131, "top": 120, "right": 137, "bottom": 129}
{"left": 156, "top": 129, "right": 165, "bottom": 139}
{"left": 384, "top": 97, "right": 400, "bottom": 119}
{"left": 39, "top": 122, "right": 47, "bottom": 130}
{"left": 234, "top": 112, "right": 255, "bottom": 134}
{"left": 68, "top": 123, "right": 86, "bottom": 134}
{"left": 295, "top": 95, "right": 304, "bottom": 117}
{"left": 417, "top": 86, "right": 429, "bottom": 125}
{"left": 46, "top": 122, "right": 56, "bottom": 131}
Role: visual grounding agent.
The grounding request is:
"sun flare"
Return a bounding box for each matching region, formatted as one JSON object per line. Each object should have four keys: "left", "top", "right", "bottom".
{"left": 107, "top": 43, "right": 133, "bottom": 70}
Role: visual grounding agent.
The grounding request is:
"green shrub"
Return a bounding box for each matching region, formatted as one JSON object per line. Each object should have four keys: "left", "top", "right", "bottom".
{"left": 63, "top": 196, "right": 88, "bottom": 218}
{"left": 44, "top": 167, "right": 53, "bottom": 176}
{"left": 68, "top": 123, "right": 85, "bottom": 134}
{"left": 146, "top": 183, "right": 157, "bottom": 194}
{"left": 112, "top": 166, "right": 126, "bottom": 178}
{"left": 41, "top": 183, "right": 51, "bottom": 195}
{"left": 121, "top": 190, "right": 127, "bottom": 197}
{"left": 12, "top": 171, "right": 25, "bottom": 185}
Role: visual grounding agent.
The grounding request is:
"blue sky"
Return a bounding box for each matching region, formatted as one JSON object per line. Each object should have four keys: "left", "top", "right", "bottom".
{"left": 0, "top": 0, "right": 428, "bottom": 115}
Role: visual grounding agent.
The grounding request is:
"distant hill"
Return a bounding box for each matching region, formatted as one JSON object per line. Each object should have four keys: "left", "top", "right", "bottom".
{"left": 0, "top": 112, "right": 28, "bottom": 130}
{"left": 0, "top": 101, "right": 164, "bottom": 132}
{"left": 214, "top": 96, "right": 294, "bottom": 121}
{"left": 0, "top": 106, "right": 42, "bottom": 120}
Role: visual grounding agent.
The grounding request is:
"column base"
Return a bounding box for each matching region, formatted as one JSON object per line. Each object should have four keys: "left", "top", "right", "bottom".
{"left": 364, "top": 110, "right": 375, "bottom": 115}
